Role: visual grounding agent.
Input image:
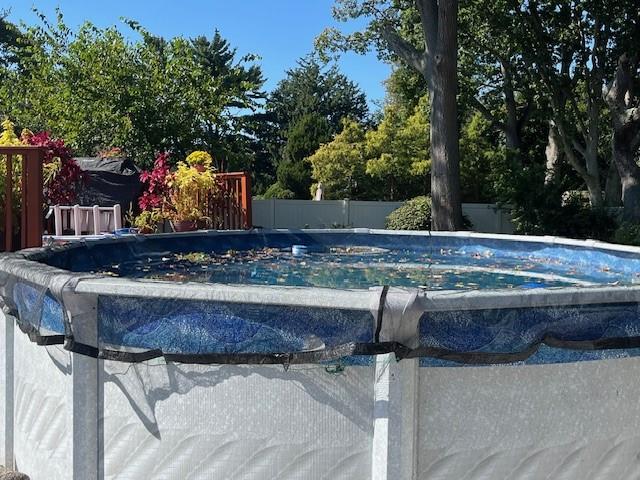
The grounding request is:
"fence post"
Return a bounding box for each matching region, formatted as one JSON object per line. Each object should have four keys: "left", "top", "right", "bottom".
{"left": 343, "top": 199, "right": 350, "bottom": 227}
{"left": 4, "top": 154, "right": 12, "bottom": 251}
{"left": 21, "top": 149, "right": 44, "bottom": 248}
{"left": 240, "top": 173, "right": 252, "bottom": 229}
{"left": 270, "top": 198, "right": 276, "bottom": 229}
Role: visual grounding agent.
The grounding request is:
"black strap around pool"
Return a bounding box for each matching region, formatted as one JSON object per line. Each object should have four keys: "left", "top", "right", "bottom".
{"left": 12, "top": 312, "right": 640, "bottom": 366}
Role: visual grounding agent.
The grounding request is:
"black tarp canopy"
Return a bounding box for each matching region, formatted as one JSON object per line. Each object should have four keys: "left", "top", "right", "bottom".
{"left": 75, "top": 157, "right": 142, "bottom": 209}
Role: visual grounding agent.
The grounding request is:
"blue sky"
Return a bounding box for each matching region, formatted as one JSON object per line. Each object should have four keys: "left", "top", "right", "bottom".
{"left": 5, "top": 0, "right": 390, "bottom": 110}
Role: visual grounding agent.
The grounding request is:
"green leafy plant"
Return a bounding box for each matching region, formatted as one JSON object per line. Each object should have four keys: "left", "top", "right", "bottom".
{"left": 385, "top": 196, "right": 432, "bottom": 230}
{"left": 130, "top": 208, "right": 163, "bottom": 234}
{"left": 166, "top": 151, "right": 217, "bottom": 223}
{"left": 261, "top": 181, "right": 295, "bottom": 199}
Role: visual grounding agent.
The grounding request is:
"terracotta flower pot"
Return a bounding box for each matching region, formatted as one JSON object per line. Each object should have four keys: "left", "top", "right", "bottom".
{"left": 170, "top": 220, "right": 198, "bottom": 232}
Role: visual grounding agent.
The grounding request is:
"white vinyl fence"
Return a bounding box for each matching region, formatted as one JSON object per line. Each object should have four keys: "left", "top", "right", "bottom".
{"left": 253, "top": 199, "right": 514, "bottom": 233}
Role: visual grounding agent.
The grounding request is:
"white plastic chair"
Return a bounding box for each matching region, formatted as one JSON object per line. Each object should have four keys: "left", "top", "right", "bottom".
{"left": 51, "top": 204, "right": 122, "bottom": 236}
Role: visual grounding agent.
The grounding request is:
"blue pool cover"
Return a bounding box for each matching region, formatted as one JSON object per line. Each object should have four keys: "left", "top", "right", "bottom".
{"left": 2, "top": 229, "right": 640, "bottom": 366}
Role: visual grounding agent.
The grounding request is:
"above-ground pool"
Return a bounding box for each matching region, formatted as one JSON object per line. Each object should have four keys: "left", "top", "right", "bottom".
{"left": 2, "top": 229, "right": 640, "bottom": 480}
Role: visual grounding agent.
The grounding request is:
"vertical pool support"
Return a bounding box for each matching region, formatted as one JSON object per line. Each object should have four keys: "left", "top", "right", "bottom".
{"left": 371, "top": 354, "right": 419, "bottom": 480}
{"left": 1, "top": 309, "right": 13, "bottom": 469}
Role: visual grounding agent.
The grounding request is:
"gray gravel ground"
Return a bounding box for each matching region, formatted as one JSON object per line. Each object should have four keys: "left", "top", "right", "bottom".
{"left": 0, "top": 466, "right": 29, "bottom": 479}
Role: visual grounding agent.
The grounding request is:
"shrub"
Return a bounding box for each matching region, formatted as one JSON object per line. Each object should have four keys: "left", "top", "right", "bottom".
{"left": 612, "top": 222, "right": 640, "bottom": 246}
{"left": 167, "top": 157, "right": 217, "bottom": 222}
{"left": 385, "top": 196, "right": 432, "bottom": 230}
{"left": 261, "top": 182, "right": 295, "bottom": 199}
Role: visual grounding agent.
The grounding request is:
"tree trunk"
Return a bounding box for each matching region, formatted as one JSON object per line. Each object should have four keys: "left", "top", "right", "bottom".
{"left": 544, "top": 121, "right": 561, "bottom": 184}
{"left": 604, "top": 161, "right": 622, "bottom": 207}
{"left": 383, "top": 0, "right": 463, "bottom": 230}
{"left": 584, "top": 174, "right": 603, "bottom": 208}
{"left": 605, "top": 54, "right": 640, "bottom": 221}
{"left": 501, "top": 60, "right": 522, "bottom": 156}
{"left": 613, "top": 138, "right": 640, "bottom": 220}
{"left": 429, "top": 0, "right": 463, "bottom": 230}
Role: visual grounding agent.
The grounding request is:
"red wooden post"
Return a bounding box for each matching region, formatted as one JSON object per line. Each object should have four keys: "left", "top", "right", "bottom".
{"left": 5, "top": 153, "right": 13, "bottom": 251}
{"left": 240, "top": 172, "right": 252, "bottom": 229}
{"left": 22, "top": 149, "right": 44, "bottom": 248}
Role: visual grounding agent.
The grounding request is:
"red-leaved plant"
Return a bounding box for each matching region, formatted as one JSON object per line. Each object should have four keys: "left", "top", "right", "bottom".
{"left": 23, "top": 131, "right": 87, "bottom": 205}
{"left": 139, "top": 152, "right": 171, "bottom": 211}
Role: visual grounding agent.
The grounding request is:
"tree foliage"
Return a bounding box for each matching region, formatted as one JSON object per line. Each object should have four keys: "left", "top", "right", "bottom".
{"left": 308, "top": 119, "right": 369, "bottom": 199}
{"left": 260, "top": 56, "right": 368, "bottom": 198}
{"left": 268, "top": 57, "right": 368, "bottom": 138}
{"left": 365, "top": 94, "right": 430, "bottom": 200}
{"left": 0, "top": 12, "right": 264, "bottom": 170}
{"left": 309, "top": 94, "right": 430, "bottom": 201}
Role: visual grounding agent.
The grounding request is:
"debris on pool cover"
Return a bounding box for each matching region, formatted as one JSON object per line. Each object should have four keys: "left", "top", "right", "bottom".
{"left": 96, "top": 246, "right": 586, "bottom": 290}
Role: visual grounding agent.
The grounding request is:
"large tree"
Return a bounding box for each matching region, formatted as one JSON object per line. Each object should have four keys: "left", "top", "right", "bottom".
{"left": 457, "top": 0, "right": 640, "bottom": 214}
{"left": 261, "top": 56, "right": 368, "bottom": 198}
{"left": 0, "top": 12, "right": 265, "bottom": 170}
{"left": 318, "top": 0, "right": 463, "bottom": 230}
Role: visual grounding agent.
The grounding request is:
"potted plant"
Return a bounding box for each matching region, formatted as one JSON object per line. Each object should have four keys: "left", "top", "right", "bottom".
{"left": 130, "top": 208, "right": 163, "bottom": 234}
{"left": 166, "top": 151, "right": 217, "bottom": 232}
{"left": 135, "top": 151, "right": 218, "bottom": 233}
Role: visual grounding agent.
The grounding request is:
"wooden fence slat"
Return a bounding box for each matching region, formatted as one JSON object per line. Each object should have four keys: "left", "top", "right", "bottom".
{"left": 5, "top": 154, "right": 13, "bottom": 251}
{"left": 208, "top": 172, "right": 252, "bottom": 230}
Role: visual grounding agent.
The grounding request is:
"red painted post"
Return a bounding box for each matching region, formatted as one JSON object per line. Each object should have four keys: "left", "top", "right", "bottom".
{"left": 5, "top": 153, "right": 13, "bottom": 251}
{"left": 22, "top": 149, "right": 44, "bottom": 248}
{"left": 240, "top": 172, "right": 252, "bottom": 229}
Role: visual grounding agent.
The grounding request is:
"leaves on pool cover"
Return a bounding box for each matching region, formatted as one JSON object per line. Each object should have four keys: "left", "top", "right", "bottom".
{"left": 93, "top": 246, "right": 577, "bottom": 290}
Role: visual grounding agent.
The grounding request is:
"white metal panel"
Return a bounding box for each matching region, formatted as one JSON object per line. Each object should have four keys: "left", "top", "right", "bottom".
{"left": 13, "top": 331, "right": 72, "bottom": 480}
{"left": 102, "top": 361, "right": 375, "bottom": 480}
{"left": 0, "top": 311, "right": 7, "bottom": 465}
{"left": 417, "top": 356, "right": 640, "bottom": 479}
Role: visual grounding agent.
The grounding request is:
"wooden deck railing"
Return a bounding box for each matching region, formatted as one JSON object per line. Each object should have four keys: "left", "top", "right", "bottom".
{"left": 209, "top": 172, "right": 252, "bottom": 230}
{"left": 0, "top": 146, "right": 45, "bottom": 251}
{"left": 0, "top": 151, "right": 250, "bottom": 250}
